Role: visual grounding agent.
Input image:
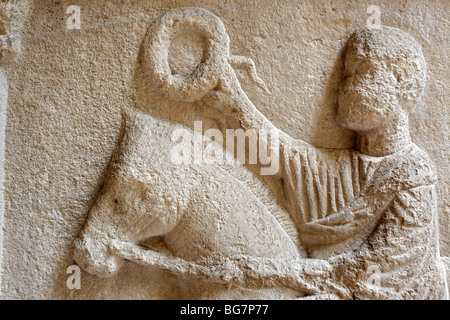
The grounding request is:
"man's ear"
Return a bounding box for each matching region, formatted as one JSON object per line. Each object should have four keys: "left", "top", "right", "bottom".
{"left": 397, "top": 78, "right": 425, "bottom": 113}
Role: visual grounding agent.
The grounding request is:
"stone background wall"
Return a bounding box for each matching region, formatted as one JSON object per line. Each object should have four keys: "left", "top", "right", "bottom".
{"left": 0, "top": 0, "right": 448, "bottom": 299}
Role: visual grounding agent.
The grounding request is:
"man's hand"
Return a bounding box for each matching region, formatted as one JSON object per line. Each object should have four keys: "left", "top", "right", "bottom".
{"left": 211, "top": 254, "right": 350, "bottom": 298}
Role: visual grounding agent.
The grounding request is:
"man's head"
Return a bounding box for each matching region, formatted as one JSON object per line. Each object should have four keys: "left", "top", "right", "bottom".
{"left": 337, "top": 26, "right": 426, "bottom": 132}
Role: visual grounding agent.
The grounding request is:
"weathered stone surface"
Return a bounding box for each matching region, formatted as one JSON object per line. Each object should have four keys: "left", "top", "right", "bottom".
{"left": 0, "top": 1, "right": 448, "bottom": 300}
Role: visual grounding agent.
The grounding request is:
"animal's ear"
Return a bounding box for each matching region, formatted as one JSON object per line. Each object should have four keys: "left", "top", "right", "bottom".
{"left": 228, "top": 55, "right": 271, "bottom": 94}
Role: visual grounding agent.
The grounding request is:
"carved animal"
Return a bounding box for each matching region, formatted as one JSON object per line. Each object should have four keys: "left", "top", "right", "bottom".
{"left": 73, "top": 111, "right": 318, "bottom": 299}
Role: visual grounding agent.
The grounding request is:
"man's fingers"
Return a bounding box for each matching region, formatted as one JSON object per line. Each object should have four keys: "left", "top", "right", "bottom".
{"left": 201, "top": 89, "right": 230, "bottom": 111}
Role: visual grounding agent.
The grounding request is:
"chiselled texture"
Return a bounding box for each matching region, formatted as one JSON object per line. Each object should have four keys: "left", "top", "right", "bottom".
{"left": 1, "top": 1, "right": 448, "bottom": 300}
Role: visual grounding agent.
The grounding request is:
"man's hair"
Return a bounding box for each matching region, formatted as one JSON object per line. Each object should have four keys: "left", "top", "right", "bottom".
{"left": 347, "top": 26, "right": 427, "bottom": 112}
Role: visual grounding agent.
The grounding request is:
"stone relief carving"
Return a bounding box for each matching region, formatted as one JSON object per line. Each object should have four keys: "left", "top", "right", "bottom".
{"left": 73, "top": 8, "right": 448, "bottom": 300}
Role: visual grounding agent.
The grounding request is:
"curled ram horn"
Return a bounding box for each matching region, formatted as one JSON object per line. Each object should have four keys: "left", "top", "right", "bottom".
{"left": 143, "top": 7, "right": 270, "bottom": 103}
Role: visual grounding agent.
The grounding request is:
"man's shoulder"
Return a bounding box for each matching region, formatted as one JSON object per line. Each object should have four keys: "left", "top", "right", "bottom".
{"left": 371, "top": 143, "right": 437, "bottom": 192}
{"left": 402, "top": 143, "right": 437, "bottom": 185}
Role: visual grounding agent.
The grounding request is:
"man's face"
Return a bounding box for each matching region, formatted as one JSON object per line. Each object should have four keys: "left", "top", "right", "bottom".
{"left": 337, "top": 44, "right": 399, "bottom": 132}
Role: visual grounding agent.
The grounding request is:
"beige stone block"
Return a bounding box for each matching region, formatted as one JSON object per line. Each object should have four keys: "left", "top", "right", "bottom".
{"left": 0, "top": 1, "right": 448, "bottom": 300}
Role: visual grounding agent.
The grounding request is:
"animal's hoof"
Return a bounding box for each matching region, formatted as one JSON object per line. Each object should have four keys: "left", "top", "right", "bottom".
{"left": 73, "top": 236, "right": 124, "bottom": 279}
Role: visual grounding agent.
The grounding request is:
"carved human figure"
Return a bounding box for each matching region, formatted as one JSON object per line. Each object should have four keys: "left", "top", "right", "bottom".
{"left": 200, "top": 25, "right": 448, "bottom": 299}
